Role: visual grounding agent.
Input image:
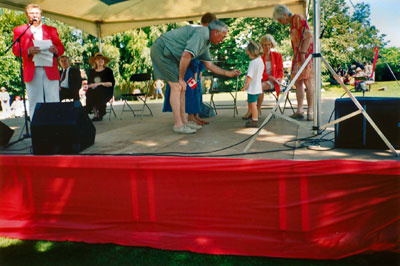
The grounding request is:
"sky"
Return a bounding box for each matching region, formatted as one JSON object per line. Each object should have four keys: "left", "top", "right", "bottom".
{"left": 345, "top": 0, "right": 400, "bottom": 48}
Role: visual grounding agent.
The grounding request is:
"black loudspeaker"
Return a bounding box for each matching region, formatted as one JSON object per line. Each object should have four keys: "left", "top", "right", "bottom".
{"left": 0, "top": 121, "right": 14, "bottom": 146}
{"left": 335, "top": 97, "right": 400, "bottom": 149}
{"left": 31, "top": 101, "right": 96, "bottom": 154}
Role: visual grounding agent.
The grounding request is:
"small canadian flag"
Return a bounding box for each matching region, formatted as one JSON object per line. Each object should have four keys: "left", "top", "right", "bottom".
{"left": 187, "top": 77, "right": 197, "bottom": 89}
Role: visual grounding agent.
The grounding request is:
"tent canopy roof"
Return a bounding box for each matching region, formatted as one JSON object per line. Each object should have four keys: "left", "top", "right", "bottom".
{"left": 0, "top": 0, "right": 306, "bottom": 37}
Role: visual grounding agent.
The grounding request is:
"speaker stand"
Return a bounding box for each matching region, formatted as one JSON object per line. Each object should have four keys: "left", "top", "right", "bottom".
{"left": 3, "top": 23, "right": 32, "bottom": 148}
{"left": 5, "top": 117, "right": 30, "bottom": 148}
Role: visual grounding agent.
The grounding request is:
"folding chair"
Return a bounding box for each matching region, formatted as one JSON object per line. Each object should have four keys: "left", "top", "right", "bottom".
{"left": 120, "top": 73, "right": 153, "bottom": 119}
{"left": 208, "top": 75, "right": 240, "bottom": 117}
{"left": 260, "top": 86, "right": 295, "bottom": 114}
{"left": 106, "top": 98, "right": 117, "bottom": 120}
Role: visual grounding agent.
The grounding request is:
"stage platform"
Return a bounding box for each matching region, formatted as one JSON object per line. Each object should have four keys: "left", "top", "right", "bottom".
{"left": 0, "top": 93, "right": 398, "bottom": 160}
{"left": 0, "top": 93, "right": 399, "bottom": 260}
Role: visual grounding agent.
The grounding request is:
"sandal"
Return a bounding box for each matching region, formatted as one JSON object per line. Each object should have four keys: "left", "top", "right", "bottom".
{"left": 245, "top": 119, "right": 259, "bottom": 128}
{"left": 289, "top": 112, "right": 304, "bottom": 120}
{"left": 242, "top": 113, "right": 252, "bottom": 120}
{"left": 307, "top": 114, "right": 313, "bottom": 121}
{"left": 196, "top": 118, "right": 210, "bottom": 125}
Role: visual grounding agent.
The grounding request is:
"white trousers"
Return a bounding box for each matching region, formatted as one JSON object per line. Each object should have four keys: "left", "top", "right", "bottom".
{"left": 25, "top": 67, "right": 59, "bottom": 118}
{"left": 1, "top": 100, "right": 11, "bottom": 116}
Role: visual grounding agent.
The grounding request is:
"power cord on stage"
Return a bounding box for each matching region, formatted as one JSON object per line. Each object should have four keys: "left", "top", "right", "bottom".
{"left": 82, "top": 146, "right": 297, "bottom": 158}
{"left": 0, "top": 124, "right": 290, "bottom": 157}
{"left": 281, "top": 96, "right": 341, "bottom": 152}
{"left": 0, "top": 116, "right": 336, "bottom": 157}
{"left": 1, "top": 104, "right": 339, "bottom": 157}
{"left": 81, "top": 124, "right": 298, "bottom": 157}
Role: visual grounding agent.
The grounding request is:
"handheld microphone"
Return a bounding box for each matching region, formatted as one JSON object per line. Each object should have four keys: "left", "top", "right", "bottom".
{"left": 29, "top": 18, "right": 38, "bottom": 25}
{"left": 319, "top": 28, "right": 325, "bottom": 39}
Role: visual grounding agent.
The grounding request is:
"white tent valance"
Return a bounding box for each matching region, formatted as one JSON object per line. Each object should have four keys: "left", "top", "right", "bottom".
{"left": 0, "top": 0, "right": 306, "bottom": 37}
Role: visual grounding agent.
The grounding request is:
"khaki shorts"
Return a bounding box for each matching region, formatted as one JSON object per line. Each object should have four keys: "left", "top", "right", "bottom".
{"left": 150, "top": 38, "right": 179, "bottom": 82}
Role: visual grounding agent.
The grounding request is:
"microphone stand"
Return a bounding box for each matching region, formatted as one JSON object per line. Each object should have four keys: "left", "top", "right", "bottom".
{"left": 4, "top": 22, "right": 33, "bottom": 147}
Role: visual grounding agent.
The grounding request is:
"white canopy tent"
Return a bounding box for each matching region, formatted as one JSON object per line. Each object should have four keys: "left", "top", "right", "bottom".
{"left": 0, "top": 0, "right": 306, "bottom": 37}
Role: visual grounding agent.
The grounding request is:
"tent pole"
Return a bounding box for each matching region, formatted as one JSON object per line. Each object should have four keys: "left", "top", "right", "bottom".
{"left": 96, "top": 22, "right": 102, "bottom": 52}
{"left": 313, "top": 0, "right": 321, "bottom": 131}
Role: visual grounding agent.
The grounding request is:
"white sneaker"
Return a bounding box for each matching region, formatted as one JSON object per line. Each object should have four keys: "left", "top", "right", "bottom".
{"left": 186, "top": 121, "right": 202, "bottom": 130}
{"left": 173, "top": 125, "right": 197, "bottom": 134}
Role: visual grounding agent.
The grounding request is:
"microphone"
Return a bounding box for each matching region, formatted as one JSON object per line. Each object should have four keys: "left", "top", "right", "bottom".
{"left": 29, "top": 18, "right": 38, "bottom": 25}
{"left": 319, "top": 28, "right": 325, "bottom": 39}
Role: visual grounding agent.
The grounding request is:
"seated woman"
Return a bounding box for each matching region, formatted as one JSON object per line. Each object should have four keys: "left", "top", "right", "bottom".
{"left": 86, "top": 52, "right": 115, "bottom": 121}
{"left": 243, "top": 34, "right": 283, "bottom": 119}
{"left": 354, "top": 67, "right": 368, "bottom": 92}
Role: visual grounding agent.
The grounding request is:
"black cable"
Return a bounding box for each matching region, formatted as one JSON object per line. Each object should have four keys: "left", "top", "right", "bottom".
{"left": 0, "top": 123, "right": 270, "bottom": 157}
{"left": 79, "top": 146, "right": 297, "bottom": 158}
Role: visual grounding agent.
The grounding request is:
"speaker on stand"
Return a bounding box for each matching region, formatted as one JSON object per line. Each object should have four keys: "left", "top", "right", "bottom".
{"left": 31, "top": 101, "right": 96, "bottom": 155}
{"left": 335, "top": 97, "right": 400, "bottom": 149}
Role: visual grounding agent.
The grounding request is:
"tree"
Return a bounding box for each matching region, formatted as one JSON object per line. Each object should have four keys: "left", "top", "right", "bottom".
{"left": 375, "top": 47, "right": 400, "bottom": 81}
{"left": 0, "top": 0, "right": 395, "bottom": 100}
{"left": 350, "top": 2, "right": 386, "bottom": 60}
{"left": 0, "top": 9, "right": 27, "bottom": 96}
{"left": 207, "top": 17, "right": 289, "bottom": 90}
{"left": 307, "top": 0, "right": 387, "bottom": 80}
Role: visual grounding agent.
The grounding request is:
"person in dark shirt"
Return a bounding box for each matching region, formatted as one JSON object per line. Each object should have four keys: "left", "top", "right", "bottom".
{"left": 86, "top": 52, "right": 115, "bottom": 121}
{"left": 59, "top": 55, "right": 82, "bottom": 101}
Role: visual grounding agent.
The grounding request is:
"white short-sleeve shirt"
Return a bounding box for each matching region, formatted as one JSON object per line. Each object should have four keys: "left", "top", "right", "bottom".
{"left": 246, "top": 57, "right": 264, "bottom": 94}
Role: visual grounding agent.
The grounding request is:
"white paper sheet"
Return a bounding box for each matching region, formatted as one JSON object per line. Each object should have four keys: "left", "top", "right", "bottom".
{"left": 32, "top": 40, "right": 54, "bottom": 67}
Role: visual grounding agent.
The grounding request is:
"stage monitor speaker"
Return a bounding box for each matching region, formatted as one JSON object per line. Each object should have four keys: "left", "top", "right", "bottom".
{"left": 31, "top": 101, "right": 96, "bottom": 155}
{"left": 0, "top": 121, "right": 14, "bottom": 146}
{"left": 335, "top": 97, "right": 400, "bottom": 149}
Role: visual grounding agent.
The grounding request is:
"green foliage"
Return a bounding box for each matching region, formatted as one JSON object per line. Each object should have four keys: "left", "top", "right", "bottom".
{"left": 212, "top": 17, "right": 289, "bottom": 75}
{"left": 0, "top": 9, "right": 27, "bottom": 96}
{"left": 112, "top": 29, "right": 151, "bottom": 81}
{"left": 375, "top": 47, "right": 400, "bottom": 81}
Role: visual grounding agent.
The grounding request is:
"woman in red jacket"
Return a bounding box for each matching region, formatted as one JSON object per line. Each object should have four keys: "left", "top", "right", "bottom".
{"left": 243, "top": 34, "right": 283, "bottom": 119}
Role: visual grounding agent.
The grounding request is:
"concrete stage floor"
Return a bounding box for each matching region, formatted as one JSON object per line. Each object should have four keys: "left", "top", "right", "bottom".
{"left": 1, "top": 92, "right": 398, "bottom": 160}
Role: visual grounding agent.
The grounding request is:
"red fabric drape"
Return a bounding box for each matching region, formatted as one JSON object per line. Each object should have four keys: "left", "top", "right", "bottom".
{"left": 371, "top": 46, "right": 379, "bottom": 79}
{"left": 0, "top": 155, "right": 399, "bottom": 259}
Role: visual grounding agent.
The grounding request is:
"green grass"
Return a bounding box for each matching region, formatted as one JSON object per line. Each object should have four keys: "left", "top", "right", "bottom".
{"left": 226, "top": 80, "right": 400, "bottom": 102}
{"left": 0, "top": 237, "right": 398, "bottom": 266}
{"left": 320, "top": 80, "right": 400, "bottom": 98}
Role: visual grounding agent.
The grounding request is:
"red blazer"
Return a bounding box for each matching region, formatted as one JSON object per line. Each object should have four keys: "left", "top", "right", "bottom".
{"left": 13, "top": 24, "right": 64, "bottom": 83}
{"left": 262, "top": 51, "right": 283, "bottom": 96}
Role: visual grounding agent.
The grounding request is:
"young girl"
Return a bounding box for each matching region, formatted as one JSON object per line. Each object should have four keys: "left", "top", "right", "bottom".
{"left": 241, "top": 40, "right": 264, "bottom": 127}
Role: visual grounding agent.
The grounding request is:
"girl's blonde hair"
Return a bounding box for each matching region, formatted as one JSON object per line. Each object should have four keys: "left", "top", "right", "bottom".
{"left": 246, "top": 40, "right": 263, "bottom": 58}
